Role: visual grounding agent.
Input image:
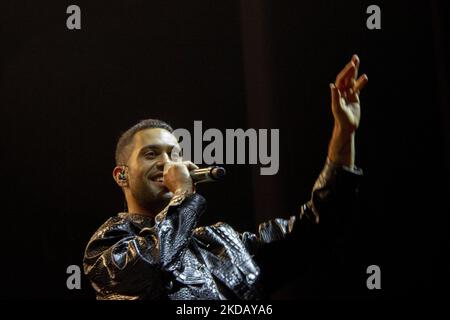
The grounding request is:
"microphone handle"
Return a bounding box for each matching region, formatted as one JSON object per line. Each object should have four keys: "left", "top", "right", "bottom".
{"left": 190, "top": 166, "right": 226, "bottom": 184}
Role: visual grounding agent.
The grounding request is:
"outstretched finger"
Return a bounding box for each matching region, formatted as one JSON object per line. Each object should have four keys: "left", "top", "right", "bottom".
{"left": 336, "top": 61, "right": 356, "bottom": 90}
{"left": 354, "top": 74, "right": 369, "bottom": 93}
{"left": 352, "top": 54, "right": 360, "bottom": 80}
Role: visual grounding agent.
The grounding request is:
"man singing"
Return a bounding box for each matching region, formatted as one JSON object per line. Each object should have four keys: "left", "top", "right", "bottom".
{"left": 83, "top": 55, "right": 368, "bottom": 300}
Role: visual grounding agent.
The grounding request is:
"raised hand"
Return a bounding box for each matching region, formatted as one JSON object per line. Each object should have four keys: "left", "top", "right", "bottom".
{"left": 330, "top": 54, "right": 368, "bottom": 134}
{"left": 327, "top": 54, "right": 368, "bottom": 168}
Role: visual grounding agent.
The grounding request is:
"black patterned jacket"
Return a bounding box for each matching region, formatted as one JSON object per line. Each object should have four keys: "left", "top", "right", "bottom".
{"left": 83, "top": 162, "right": 362, "bottom": 300}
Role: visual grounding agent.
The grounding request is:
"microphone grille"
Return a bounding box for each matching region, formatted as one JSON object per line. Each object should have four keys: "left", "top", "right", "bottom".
{"left": 211, "top": 166, "right": 226, "bottom": 180}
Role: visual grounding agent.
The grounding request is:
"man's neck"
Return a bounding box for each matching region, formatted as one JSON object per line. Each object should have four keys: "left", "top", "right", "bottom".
{"left": 126, "top": 200, "right": 167, "bottom": 218}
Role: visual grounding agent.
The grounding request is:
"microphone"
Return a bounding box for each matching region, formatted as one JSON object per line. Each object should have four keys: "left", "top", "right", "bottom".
{"left": 190, "top": 166, "right": 226, "bottom": 184}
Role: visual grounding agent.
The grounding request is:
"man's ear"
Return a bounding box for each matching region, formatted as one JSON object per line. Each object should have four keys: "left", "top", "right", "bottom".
{"left": 113, "top": 166, "right": 128, "bottom": 187}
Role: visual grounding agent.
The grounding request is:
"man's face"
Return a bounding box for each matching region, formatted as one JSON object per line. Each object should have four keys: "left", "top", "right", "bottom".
{"left": 125, "top": 128, "right": 182, "bottom": 212}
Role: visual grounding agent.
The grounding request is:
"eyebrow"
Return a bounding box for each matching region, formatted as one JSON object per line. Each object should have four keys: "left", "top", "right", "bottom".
{"left": 139, "top": 144, "right": 180, "bottom": 154}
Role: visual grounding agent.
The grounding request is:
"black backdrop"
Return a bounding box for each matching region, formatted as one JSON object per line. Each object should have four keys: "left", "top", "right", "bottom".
{"left": 0, "top": 0, "right": 448, "bottom": 300}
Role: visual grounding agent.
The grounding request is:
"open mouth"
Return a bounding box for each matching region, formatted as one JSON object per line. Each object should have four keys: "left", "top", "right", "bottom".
{"left": 150, "top": 173, "right": 164, "bottom": 183}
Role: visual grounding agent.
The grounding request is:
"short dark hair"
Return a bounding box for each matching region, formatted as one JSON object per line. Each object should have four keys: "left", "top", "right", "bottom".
{"left": 115, "top": 119, "right": 174, "bottom": 165}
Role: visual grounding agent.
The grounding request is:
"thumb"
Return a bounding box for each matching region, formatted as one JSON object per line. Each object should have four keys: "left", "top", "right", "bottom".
{"left": 330, "top": 83, "right": 340, "bottom": 103}
{"left": 330, "top": 83, "right": 341, "bottom": 112}
{"left": 163, "top": 161, "right": 175, "bottom": 174}
{"left": 183, "top": 161, "right": 199, "bottom": 171}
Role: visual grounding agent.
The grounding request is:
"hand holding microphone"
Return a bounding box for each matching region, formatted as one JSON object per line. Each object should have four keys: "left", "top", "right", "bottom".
{"left": 163, "top": 161, "right": 197, "bottom": 195}
{"left": 163, "top": 161, "right": 225, "bottom": 195}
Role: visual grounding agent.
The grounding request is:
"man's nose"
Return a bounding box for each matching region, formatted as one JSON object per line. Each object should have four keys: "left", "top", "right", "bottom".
{"left": 155, "top": 152, "right": 171, "bottom": 170}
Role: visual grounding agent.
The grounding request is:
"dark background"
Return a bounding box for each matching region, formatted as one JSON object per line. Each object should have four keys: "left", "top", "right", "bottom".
{"left": 0, "top": 0, "right": 448, "bottom": 299}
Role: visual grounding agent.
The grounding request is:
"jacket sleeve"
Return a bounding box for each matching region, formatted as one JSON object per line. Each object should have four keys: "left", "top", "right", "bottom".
{"left": 240, "top": 160, "right": 363, "bottom": 292}
{"left": 83, "top": 192, "right": 207, "bottom": 299}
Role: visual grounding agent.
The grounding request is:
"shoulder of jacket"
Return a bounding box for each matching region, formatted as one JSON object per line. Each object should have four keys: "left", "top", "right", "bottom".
{"left": 91, "top": 215, "right": 133, "bottom": 239}
{"left": 194, "top": 221, "right": 231, "bottom": 232}
{"left": 206, "top": 221, "right": 241, "bottom": 239}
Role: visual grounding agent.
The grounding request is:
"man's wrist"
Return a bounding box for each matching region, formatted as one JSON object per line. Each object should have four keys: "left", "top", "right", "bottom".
{"left": 168, "top": 189, "right": 192, "bottom": 207}
{"left": 327, "top": 126, "right": 355, "bottom": 168}
{"left": 173, "top": 185, "right": 194, "bottom": 197}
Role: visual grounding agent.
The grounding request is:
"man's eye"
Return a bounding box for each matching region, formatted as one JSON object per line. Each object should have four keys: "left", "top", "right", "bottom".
{"left": 145, "top": 151, "right": 156, "bottom": 158}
